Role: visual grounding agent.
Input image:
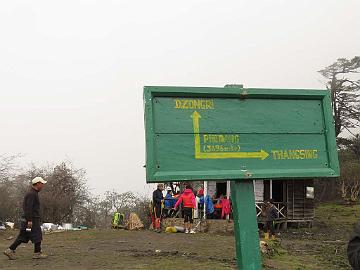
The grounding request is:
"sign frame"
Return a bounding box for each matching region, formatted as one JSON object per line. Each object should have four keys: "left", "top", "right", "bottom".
{"left": 143, "top": 85, "right": 340, "bottom": 270}
{"left": 144, "top": 86, "right": 340, "bottom": 183}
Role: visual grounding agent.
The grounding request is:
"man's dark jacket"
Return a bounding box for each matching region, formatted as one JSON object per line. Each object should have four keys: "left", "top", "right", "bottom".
{"left": 348, "top": 223, "right": 360, "bottom": 270}
{"left": 153, "top": 189, "right": 163, "bottom": 207}
{"left": 266, "top": 205, "right": 278, "bottom": 221}
{"left": 18, "top": 188, "right": 43, "bottom": 243}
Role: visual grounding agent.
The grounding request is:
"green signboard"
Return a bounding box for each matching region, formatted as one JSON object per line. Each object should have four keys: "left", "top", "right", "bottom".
{"left": 144, "top": 85, "right": 340, "bottom": 270}
{"left": 144, "top": 86, "right": 339, "bottom": 183}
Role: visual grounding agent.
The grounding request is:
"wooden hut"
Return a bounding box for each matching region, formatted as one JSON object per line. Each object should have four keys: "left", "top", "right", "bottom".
{"left": 204, "top": 179, "right": 315, "bottom": 228}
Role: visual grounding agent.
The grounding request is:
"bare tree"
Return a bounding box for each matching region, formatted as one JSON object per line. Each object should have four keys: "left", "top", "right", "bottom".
{"left": 338, "top": 134, "right": 360, "bottom": 160}
{"left": 0, "top": 154, "right": 21, "bottom": 181}
{"left": 319, "top": 57, "right": 360, "bottom": 137}
{"left": 14, "top": 162, "right": 90, "bottom": 224}
{"left": 42, "top": 162, "right": 89, "bottom": 223}
{"left": 92, "top": 191, "right": 151, "bottom": 229}
{"left": 104, "top": 190, "right": 137, "bottom": 214}
{"left": 0, "top": 154, "right": 25, "bottom": 221}
{"left": 340, "top": 161, "right": 360, "bottom": 201}
{"left": 72, "top": 197, "right": 101, "bottom": 228}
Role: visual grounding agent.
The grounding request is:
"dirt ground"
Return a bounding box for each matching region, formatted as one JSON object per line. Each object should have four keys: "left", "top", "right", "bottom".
{"left": 0, "top": 203, "right": 357, "bottom": 270}
{"left": 1, "top": 229, "right": 236, "bottom": 270}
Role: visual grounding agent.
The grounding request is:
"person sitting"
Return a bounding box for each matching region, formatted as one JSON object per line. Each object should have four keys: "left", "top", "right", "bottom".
{"left": 213, "top": 195, "right": 223, "bottom": 219}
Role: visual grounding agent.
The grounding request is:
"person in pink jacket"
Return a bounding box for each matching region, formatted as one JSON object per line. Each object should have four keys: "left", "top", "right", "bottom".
{"left": 220, "top": 197, "right": 231, "bottom": 219}
{"left": 174, "top": 185, "right": 197, "bottom": 234}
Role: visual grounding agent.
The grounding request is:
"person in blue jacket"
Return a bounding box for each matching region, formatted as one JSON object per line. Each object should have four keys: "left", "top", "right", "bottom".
{"left": 205, "top": 194, "right": 215, "bottom": 219}
{"left": 163, "top": 187, "right": 175, "bottom": 217}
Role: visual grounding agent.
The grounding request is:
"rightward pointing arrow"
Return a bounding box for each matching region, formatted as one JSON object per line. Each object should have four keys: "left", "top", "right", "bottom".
{"left": 191, "top": 111, "right": 269, "bottom": 160}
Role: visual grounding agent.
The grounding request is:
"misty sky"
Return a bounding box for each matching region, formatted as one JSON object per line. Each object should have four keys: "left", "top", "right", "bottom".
{"left": 1, "top": 1, "right": 359, "bottom": 196}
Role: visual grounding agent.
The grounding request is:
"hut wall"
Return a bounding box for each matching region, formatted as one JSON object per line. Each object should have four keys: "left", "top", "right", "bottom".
{"left": 254, "top": 180, "right": 264, "bottom": 201}
{"left": 203, "top": 179, "right": 314, "bottom": 223}
{"left": 287, "top": 179, "right": 315, "bottom": 221}
{"left": 207, "top": 181, "right": 217, "bottom": 197}
{"left": 206, "top": 180, "right": 263, "bottom": 201}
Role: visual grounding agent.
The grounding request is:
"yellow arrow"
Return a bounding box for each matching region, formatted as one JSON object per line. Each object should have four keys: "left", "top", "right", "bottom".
{"left": 191, "top": 111, "right": 202, "bottom": 157}
{"left": 191, "top": 111, "right": 269, "bottom": 160}
{"left": 196, "top": 150, "right": 269, "bottom": 160}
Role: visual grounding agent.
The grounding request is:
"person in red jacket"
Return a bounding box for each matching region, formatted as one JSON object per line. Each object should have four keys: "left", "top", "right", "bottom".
{"left": 174, "top": 184, "right": 197, "bottom": 234}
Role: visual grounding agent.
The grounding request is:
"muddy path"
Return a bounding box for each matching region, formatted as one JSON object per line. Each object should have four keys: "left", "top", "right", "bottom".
{"left": 0, "top": 203, "right": 356, "bottom": 270}
{"left": 1, "top": 229, "right": 236, "bottom": 270}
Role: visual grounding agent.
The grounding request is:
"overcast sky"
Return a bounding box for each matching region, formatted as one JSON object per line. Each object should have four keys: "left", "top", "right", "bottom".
{"left": 1, "top": 1, "right": 359, "bottom": 196}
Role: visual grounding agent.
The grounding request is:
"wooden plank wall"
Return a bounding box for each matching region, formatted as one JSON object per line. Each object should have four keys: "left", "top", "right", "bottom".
{"left": 207, "top": 181, "right": 217, "bottom": 197}
{"left": 208, "top": 180, "right": 263, "bottom": 201}
{"left": 287, "top": 179, "right": 315, "bottom": 221}
{"left": 254, "top": 180, "right": 264, "bottom": 202}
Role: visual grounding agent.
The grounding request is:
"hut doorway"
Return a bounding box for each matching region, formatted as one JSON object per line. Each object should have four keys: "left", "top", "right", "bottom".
{"left": 264, "top": 180, "right": 286, "bottom": 202}
{"left": 272, "top": 180, "right": 285, "bottom": 202}
{"left": 216, "top": 182, "right": 227, "bottom": 198}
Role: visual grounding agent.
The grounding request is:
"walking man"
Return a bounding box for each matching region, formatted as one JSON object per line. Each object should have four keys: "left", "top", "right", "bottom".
{"left": 4, "top": 177, "right": 48, "bottom": 260}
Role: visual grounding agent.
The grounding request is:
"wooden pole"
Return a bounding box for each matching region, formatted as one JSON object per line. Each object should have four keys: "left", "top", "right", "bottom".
{"left": 231, "top": 180, "right": 262, "bottom": 270}
{"left": 204, "top": 181, "right": 208, "bottom": 219}
{"left": 226, "top": 180, "right": 231, "bottom": 220}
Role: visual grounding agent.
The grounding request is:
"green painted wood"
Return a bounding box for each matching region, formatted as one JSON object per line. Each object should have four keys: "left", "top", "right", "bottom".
{"left": 231, "top": 180, "right": 262, "bottom": 270}
{"left": 322, "top": 92, "right": 340, "bottom": 175}
{"left": 143, "top": 85, "right": 340, "bottom": 270}
{"left": 154, "top": 97, "right": 324, "bottom": 134}
{"left": 144, "top": 89, "right": 156, "bottom": 180}
{"left": 144, "top": 86, "right": 340, "bottom": 183}
{"left": 154, "top": 134, "right": 329, "bottom": 177}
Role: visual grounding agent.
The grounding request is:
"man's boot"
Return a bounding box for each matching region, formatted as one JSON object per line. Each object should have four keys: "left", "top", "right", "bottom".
{"left": 33, "top": 252, "right": 48, "bottom": 259}
{"left": 264, "top": 232, "right": 269, "bottom": 240}
{"left": 3, "top": 248, "right": 16, "bottom": 260}
{"left": 153, "top": 219, "right": 158, "bottom": 232}
{"left": 155, "top": 218, "right": 161, "bottom": 233}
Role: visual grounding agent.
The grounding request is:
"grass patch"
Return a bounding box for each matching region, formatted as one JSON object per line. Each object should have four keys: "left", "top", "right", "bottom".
{"left": 315, "top": 202, "right": 360, "bottom": 228}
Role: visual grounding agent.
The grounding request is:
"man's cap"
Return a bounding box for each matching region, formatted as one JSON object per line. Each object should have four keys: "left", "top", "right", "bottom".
{"left": 32, "top": 177, "right": 47, "bottom": 185}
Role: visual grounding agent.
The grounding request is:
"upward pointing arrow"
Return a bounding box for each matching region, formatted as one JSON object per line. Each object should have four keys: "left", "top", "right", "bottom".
{"left": 190, "top": 111, "right": 269, "bottom": 160}
{"left": 191, "top": 111, "right": 201, "bottom": 156}
{"left": 191, "top": 111, "right": 201, "bottom": 133}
